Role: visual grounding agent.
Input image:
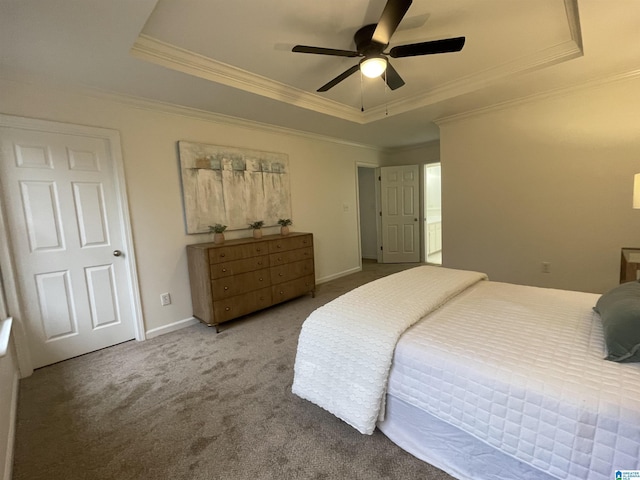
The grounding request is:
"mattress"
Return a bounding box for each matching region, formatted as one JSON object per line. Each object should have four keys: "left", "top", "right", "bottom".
{"left": 384, "top": 280, "right": 640, "bottom": 480}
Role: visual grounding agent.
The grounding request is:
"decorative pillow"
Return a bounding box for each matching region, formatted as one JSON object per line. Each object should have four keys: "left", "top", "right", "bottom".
{"left": 593, "top": 281, "right": 640, "bottom": 362}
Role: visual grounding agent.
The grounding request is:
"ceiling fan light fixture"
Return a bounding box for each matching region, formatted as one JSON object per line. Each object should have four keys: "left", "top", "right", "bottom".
{"left": 360, "top": 56, "right": 387, "bottom": 78}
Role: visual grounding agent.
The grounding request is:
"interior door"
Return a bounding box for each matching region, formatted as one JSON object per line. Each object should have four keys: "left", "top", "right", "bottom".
{"left": 0, "top": 125, "right": 137, "bottom": 368}
{"left": 380, "top": 165, "right": 420, "bottom": 263}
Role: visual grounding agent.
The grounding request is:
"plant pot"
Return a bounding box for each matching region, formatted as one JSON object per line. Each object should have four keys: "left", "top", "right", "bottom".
{"left": 280, "top": 226, "right": 290, "bottom": 236}
{"left": 253, "top": 228, "right": 262, "bottom": 239}
{"left": 213, "top": 232, "right": 225, "bottom": 245}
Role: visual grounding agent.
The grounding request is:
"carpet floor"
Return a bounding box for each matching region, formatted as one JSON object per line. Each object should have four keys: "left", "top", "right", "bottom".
{"left": 12, "top": 261, "right": 454, "bottom": 480}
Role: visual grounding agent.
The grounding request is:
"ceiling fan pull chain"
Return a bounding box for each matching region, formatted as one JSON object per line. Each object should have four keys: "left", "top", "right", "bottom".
{"left": 360, "top": 70, "right": 365, "bottom": 112}
{"left": 384, "top": 68, "right": 389, "bottom": 116}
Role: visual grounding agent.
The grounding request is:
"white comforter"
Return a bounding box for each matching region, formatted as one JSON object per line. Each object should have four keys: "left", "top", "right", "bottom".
{"left": 292, "top": 265, "right": 487, "bottom": 434}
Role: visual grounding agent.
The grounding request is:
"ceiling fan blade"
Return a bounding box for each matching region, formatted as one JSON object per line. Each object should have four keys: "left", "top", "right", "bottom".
{"left": 317, "top": 64, "right": 360, "bottom": 92}
{"left": 390, "top": 36, "right": 466, "bottom": 58}
{"left": 372, "top": 0, "right": 413, "bottom": 46}
{"left": 382, "top": 62, "right": 405, "bottom": 90}
{"left": 292, "top": 45, "right": 359, "bottom": 57}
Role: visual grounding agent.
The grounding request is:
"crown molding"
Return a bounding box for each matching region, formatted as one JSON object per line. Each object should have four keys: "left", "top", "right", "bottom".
{"left": 130, "top": 34, "right": 365, "bottom": 124}
{"left": 0, "top": 73, "right": 382, "bottom": 152}
{"left": 434, "top": 68, "right": 640, "bottom": 126}
{"left": 363, "top": 40, "right": 582, "bottom": 121}
{"left": 364, "top": 0, "right": 583, "bottom": 121}
{"left": 131, "top": 0, "right": 583, "bottom": 125}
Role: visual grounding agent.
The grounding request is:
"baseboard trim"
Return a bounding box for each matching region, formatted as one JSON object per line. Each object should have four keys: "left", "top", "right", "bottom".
{"left": 144, "top": 268, "right": 364, "bottom": 337}
{"left": 145, "top": 317, "right": 200, "bottom": 339}
{"left": 316, "top": 266, "right": 362, "bottom": 285}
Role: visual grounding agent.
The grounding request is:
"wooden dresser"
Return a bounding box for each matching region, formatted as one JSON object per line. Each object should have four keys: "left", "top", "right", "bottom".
{"left": 187, "top": 232, "right": 315, "bottom": 331}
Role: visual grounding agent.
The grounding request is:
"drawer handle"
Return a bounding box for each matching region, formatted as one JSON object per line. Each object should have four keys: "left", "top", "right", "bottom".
{"left": 277, "top": 257, "right": 282, "bottom": 261}
{"left": 277, "top": 245, "right": 282, "bottom": 249}
{"left": 222, "top": 268, "right": 227, "bottom": 272}
{"left": 259, "top": 296, "right": 264, "bottom": 301}
{"left": 220, "top": 253, "right": 226, "bottom": 258}
{"left": 278, "top": 273, "right": 283, "bottom": 276}
{"left": 224, "top": 286, "right": 229, "bottom": 290}
{"left": 225, "top": 307, "right": 231, "bottom": 311}
{"left": 259, "top": 277, "right": 263, "bottom": 281}
{"left": 279, "top": 290, "right": 284, "bottom": 295}
{"left": 256, "top": 248, "right": 261, "bottom": 252}
{"left": 258, "top": 261, "right": 263, "bottom": 265}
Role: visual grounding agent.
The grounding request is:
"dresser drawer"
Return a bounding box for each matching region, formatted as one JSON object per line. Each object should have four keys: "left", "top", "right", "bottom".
{"left": 269, "top": 247, "right": 313, "bottom": 266}
{"left": 212, "top": 268, "right": 270, "bottom": 299}
{"left": 271, "top": 274, "right": 315, "bottom": 304}
{"left": 270, "top": 259, "right": 315, "bottom": 284}
{"left": 209, "top": 242, "right": 268, "bottom": 264}
{"left": 210, "top": 255, "right": 269, "bottom": 279}
{"left": 268, "top": 234, "right": 313, "bottom": 253}
{"left": 213, "top": 287, "right": 272, "bottom": 323}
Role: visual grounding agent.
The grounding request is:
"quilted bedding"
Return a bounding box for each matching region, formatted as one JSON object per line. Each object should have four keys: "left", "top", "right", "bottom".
{"left": 292, "top": 265, "right": 487, "bottom": 434}
{"left": 387, "top": 280, "right": 640, "bottom": 480}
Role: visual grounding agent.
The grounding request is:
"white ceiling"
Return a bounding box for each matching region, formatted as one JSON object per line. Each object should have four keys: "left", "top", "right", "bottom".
{"left": 1, "top": 0, "right": 639, "bottom": 148}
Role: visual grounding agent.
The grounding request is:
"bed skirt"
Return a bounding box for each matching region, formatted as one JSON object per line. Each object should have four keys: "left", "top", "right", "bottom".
{"left": 378, "top": 395, "right": 557, "bottom": 480}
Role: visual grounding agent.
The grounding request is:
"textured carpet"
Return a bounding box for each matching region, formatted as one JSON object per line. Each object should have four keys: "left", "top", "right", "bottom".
{"left": 13, "top": 261, "right": 454, "bottom": 480}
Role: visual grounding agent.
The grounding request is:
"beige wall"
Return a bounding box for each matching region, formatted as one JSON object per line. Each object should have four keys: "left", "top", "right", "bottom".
{"left": 384, "top": 140, "right": 440, "bottom": 166}
{"left": 0, "top": 78, "right": 383, "bottom": 335}
{"left": 439, "top": 75, "right": 640, "bottom": 293}
{"left": 0, "top": 338, "right": 17, "bottom": 480}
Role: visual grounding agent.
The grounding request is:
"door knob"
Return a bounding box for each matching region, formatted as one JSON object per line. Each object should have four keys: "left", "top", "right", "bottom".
{"left": 113, "top": 250, "right": 123, "bottom": 257}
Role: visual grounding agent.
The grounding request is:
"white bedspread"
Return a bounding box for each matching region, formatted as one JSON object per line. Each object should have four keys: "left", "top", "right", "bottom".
{"left": 387, "top": 281, "right": 640, "bottom": 480}
{"left": 292, "top": 265, "right": 487, "bottom": 434}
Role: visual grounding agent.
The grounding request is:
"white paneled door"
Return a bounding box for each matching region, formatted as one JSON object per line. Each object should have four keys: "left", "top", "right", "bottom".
{"left": 0, "top": 121, "right": 138, "bottom": 368}
{"left": 380, "top": 165, "right": 421, "bottom": 263}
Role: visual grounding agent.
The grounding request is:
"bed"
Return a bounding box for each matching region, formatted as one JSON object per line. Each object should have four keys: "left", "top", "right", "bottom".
{"left": 292, "top": 266, "right": 640, "bottom": 480}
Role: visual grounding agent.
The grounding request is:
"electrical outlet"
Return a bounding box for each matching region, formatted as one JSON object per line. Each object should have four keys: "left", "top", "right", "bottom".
{"left": 541, "top": 262, "right": 551, "bottom": 274}
{"left": 160, "top": 292, "right": 171, "bottom": 306}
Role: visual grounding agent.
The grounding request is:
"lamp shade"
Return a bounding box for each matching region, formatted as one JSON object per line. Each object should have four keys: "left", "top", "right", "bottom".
{"left": 634, "top": 173, "right": 640, "bottom": 209}
{"left": 360, "top": 56, "right": 387, "bottom": 78}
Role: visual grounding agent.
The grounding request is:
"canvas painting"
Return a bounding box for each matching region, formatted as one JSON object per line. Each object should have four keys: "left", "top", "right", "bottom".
{"left": 178, "top": 141, "right": 292, "bottom": 234}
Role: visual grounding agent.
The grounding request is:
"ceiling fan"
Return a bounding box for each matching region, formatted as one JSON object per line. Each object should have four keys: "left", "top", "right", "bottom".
{"left": 291, "top": 0, "right": 465, "bottom": 92}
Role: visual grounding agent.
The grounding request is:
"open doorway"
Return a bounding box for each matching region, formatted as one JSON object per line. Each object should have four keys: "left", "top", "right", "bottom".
{"left": 425, "top": 163, "right": 442, "bottom": 265}
{"left": 357, "top": 166, "right": 378, "bottom": 262}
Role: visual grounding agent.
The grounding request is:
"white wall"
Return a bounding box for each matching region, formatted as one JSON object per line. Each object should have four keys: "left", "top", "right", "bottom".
{"left": 439, "top": 75, "right": 640, "bottom": 293}
{"left": 0, "top": 337, "right": 18, "bottom": 480}
{"left": 0, "top": 78, "right": 383, "bottom": 335}
{"left": 0, "top": 272, "right": 18, "bottom": 480}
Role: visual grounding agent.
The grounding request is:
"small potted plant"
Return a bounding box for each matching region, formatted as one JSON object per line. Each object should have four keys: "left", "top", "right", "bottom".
{"left": 209, "top": 223, "right": 227, "bottom": 244}
{"left": 278, "top": 218, "right": 292, "bottom": 236}
{"left": 248, "top": 220, "right": 264, "bottom": 239}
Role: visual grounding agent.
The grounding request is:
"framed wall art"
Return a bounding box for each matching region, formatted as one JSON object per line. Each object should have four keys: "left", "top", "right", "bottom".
{"left": 178, "top": 141, "right": 292, "bottom": 234}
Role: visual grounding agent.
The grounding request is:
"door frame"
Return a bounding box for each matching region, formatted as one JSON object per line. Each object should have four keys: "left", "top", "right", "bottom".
{"left": 354, "top": 162, "right": 380, "bottom": 270}
{"left": 0, "top": 114, "right": 145, "bottom": 376}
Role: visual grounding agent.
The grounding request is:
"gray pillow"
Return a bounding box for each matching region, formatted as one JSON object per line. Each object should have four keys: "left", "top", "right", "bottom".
{"left": 593, "top": 281, "right": 640, "bottom": 362}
